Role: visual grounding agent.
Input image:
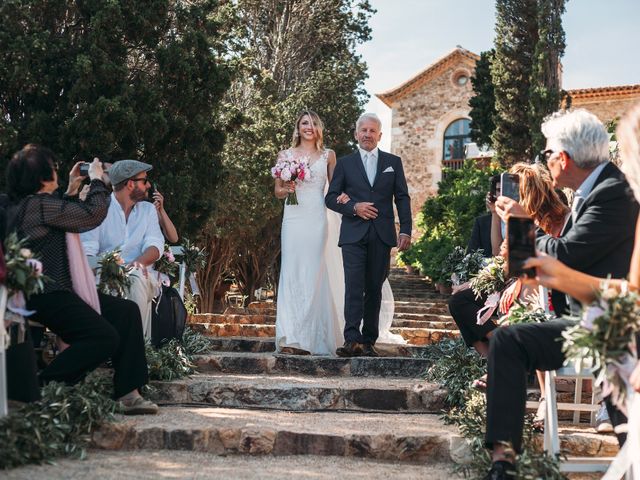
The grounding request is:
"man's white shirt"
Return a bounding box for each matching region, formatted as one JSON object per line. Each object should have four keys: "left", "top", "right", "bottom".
{"left": 81, "top": 193, "right": 164, "bottom": 263}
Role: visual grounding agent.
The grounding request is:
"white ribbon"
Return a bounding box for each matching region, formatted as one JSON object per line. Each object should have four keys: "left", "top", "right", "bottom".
{"left": 189, "top": 273, "right": 200, "bottom": 296}
{"left": 7, "top": 291, "right": 35, "bottom": 317}
{"left": 602, "top": 388, "right": 639, "bottom": 480}
{"left": 476, "top": 292, "right": 501, "bottom": 325}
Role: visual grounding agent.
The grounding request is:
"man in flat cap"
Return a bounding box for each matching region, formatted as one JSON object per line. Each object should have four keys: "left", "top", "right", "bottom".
{"left": 81, "top": 160, "right": 164, "bottom": 338}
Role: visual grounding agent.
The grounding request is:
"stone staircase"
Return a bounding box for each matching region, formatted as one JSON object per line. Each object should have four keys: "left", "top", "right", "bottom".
{"left": 92, "top": 267, "right": 618, "bottom": 474}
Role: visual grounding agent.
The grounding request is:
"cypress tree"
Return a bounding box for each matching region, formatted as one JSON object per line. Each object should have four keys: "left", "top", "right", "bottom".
{"left": 469, "top": 50, "right": 497, "bottom": 148}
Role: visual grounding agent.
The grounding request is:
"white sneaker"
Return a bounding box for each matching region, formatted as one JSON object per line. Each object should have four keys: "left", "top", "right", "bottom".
{"left": 595, "top": 403, "right": 613, "bottom": 433}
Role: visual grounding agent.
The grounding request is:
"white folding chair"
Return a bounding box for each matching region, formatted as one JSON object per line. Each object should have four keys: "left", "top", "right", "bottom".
{"left": 169, "top": 246, "right": 187, "bottom": 301}
{"left": 536, "top": 286, "right": 611, "bottom": 473}
{"left": 0, "top": 285, "right": 9, "bottom": 417}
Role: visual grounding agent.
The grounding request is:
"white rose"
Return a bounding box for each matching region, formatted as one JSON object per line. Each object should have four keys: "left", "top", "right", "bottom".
{"left": 19, "top": 248, "right": 32, "bottom": 258}
{"left": 281, "top": 168, "right": 292, "bottom": 181}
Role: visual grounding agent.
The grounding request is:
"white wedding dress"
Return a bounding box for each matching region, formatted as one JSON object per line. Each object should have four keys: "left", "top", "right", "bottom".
{"left": 276, "top": 149, "right": 405, "bottom": 355}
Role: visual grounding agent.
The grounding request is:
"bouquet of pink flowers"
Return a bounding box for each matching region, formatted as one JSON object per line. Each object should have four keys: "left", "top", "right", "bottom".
{"left": 271, "top": 156, "right": 310, "bottom": 205}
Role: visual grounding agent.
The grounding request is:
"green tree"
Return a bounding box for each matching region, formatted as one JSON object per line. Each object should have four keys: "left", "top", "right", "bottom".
{"left": 469, "top": 50, "right": 497, "bottom": 147}
{"left": 491, "top": 0, "right": 538, "bottom": 165}
{"left": 197, "top": 0, "right": 374, "bottom": 308}
{"left": 490, "top": 0, "right": 566, "bottom": 166}
{"left": 0, "top": 0, "right": 231, "bottom": 237}
{"left": 528, "top": 0, "right": 566, "bottom": 157}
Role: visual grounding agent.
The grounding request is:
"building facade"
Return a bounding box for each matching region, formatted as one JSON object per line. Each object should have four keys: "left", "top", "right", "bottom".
{"left": 376, "top": 46, "right": 640, "bottom": 221}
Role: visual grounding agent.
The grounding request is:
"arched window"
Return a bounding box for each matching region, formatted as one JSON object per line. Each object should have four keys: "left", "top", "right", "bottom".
{"left": 443, "top": 118, "right": 471, "bottom": 162}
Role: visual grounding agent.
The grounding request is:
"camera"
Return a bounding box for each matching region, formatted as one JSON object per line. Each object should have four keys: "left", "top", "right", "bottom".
{"left": 507, "top": 216, "right": 536, "bottom": 278}
{"left": 500, "top": 172, "right": 520, "bottom": 202}
{"left": 79, "top": 162, "right": 91, "bottom": 177}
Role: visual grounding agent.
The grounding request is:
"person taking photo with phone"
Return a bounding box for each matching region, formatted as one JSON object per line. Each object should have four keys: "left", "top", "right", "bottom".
{"left": 482, "top": 109, "right": 638, "bottom": 480}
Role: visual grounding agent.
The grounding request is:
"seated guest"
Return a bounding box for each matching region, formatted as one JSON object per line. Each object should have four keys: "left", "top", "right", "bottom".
{"left": 468, "top": 206, "right": 494, "bottom": 258}
{"left": 152, "top": 189, "right": 178, "bottom": 243}
{"left": 449, "top": 163, "right": 569, "bottom": 359}
{"left": 5, "top": 145, "right": 157, "bottom": 414}
{"left": 483, "top": 109, "right": 639, "bottom": 479}
{"left": 81, "top": 160, "right": 164, "bottom": 339}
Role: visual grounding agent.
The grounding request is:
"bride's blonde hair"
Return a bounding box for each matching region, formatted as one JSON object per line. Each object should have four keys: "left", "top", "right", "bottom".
{"left": 291, "top": 110, "right": 324, "bottom": 151}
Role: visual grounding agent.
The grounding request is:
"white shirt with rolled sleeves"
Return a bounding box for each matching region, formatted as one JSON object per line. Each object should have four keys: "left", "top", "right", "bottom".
{"left": 81, "top": 193, "right": 164, "bottom": 263}
{"left": 81, "top": 193, "right": 164, "bottom": 339}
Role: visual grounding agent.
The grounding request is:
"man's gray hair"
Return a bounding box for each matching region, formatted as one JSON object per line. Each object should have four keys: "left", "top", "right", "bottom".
{"left": 356, "top": 112, "right": 382, "bottom": 131}
{"left": 541, "top": 109, "right": 609, "bottom": 169}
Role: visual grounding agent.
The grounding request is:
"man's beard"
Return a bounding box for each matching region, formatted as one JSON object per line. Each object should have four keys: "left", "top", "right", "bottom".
{"left": 131, "top": 186, "right": 147, "bottom": 203}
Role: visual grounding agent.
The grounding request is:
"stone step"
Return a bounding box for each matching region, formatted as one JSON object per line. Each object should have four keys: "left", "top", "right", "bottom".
{"left": 191, "top": 313, "right": 276, "bottom": 325}
{"left": 193, "top": 352, "right": 431, "bottom": 377}
{"left": 390, "top": 328, "right": 460, "bottom": 346}
{"left": 395, "top": 304, "right": 450, "bottom": 314}
{"left": 151, "top": 373, "right": 446, "bottom": 413}
{"left": 190, "top": 322, "right": 276, "bottom": 338}
{"left": 93, "top": 407, "right": 456, "bottom": 463}
{"left": 191, "top": 323, "right": 456, "bottom": 346}
{"left": 204, "top": 337, "right": 432, "bottom": 357}
{"left": 392, "top": 319, "right": 455, "bottom": 330}
{"left": 92, "top": 407, "right": 618, "bottom": 463}
{"left": 394, "top": 312, "right": 453, "bottom": 322}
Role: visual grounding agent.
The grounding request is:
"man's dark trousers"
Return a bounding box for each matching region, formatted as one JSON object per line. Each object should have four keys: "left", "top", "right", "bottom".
{"left": 342, "top": 223, "right": 390, "bottom": 345}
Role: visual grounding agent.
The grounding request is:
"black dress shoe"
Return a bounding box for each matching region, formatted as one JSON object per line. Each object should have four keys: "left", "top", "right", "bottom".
{"left": 362, "top": 343, "right": 379, "bottom": 357}
{"left": 336, "top": 341, "right": 364, "bottom": 357}
{"left": 482, "top": 461, "right": 516, "bottom": 480}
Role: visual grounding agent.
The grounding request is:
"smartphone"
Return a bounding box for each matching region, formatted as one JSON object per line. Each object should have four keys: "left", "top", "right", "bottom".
{"left": 147, "top": 182, "right": 156, "bottom": 202}
{"left": 79, "top": 162, "right": 91, "bottom": 176}
{"left": 489, "top": 174, "right": 501, "bottom": 202}
{"left": 507, "top": 216, "right": 536, "bottom": 278}
{"left": 500, "top": 172, "right": 520, "bottom": 202}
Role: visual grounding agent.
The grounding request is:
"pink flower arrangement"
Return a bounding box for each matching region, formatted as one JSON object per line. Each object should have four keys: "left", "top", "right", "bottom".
{"left": 271, "top": 156, "right": 310, "bottom": 205}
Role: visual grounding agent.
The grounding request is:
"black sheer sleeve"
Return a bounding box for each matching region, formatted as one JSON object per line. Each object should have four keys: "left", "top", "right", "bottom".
{"left": 37, "top": 179, "right": 111, "bottom": 233}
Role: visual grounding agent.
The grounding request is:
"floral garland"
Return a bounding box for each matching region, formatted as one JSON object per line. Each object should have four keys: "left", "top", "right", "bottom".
{"left": 97, "top": 249, "right": 132, "bottom": 298}
{"left": 3, "top": 232, "right": 46, "bottom": 299}
{"left": 155, "top": 244, "right": 179, "bottom": 280}
{"left": 562, "top": 283, "right": 640, "bottom": 409}
{"left": 469, "top": 256, "right": 506, "bottom": 299}
{"left": 176, "top": 238, "right": 207, "bottom": 276}
{"left": 498, "top": 299, "right": 554, "bottom": 326}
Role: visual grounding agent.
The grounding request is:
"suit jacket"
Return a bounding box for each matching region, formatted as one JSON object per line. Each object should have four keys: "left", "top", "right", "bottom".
{"left": 467, "top": 213, "right": 493, "bottom": 257}
{"left": 325, "top": 150, "right": 411, "bottom": 247}
{"left": 536, "top": 162, "right": 639, "bottom": 312}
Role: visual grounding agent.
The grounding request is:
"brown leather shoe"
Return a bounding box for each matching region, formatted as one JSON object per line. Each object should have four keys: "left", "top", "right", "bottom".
{"left": 336, "top": 341, "right": 365, "bottom": 357}
{"left": 362, "top": 343, "right": 379, "bottom": 357}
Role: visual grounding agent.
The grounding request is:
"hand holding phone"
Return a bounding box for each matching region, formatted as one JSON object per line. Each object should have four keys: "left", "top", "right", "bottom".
{"left": 79, "top": 162, "right": 91, "bottom": 177}
{"left": 507, "top": 216, "right": 536, "bottom": 278}
{"left": 500, "top": 172, "right": 520, "bottom": 202}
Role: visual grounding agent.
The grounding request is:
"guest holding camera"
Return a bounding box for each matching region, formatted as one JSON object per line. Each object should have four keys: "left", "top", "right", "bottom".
{"left": 4, "top": 145, "right": 157, "bottom": 414}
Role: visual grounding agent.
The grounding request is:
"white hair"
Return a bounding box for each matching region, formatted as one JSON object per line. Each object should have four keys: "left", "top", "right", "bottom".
{"left": 617, "top": 102, "right": 640, "bottom": 203}
{"left": 356, "top": 112, "right": 382, "bottom": 131}
{"left": 541, "top": 109, "right": 609, "bottom": 169}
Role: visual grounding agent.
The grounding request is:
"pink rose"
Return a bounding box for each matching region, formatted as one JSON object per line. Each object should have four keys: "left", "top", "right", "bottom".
{"left": 26, "top": 258, "right": 43, "bottom": 275}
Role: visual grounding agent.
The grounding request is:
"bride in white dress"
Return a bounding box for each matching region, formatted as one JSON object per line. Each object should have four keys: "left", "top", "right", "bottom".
{"left": 274, "top": 111, "right": 404, "bottom": 355}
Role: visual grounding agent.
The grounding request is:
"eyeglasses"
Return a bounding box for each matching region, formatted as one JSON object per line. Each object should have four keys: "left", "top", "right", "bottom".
{"left": 130, "top": 177, "right": 149, "bottom": 184}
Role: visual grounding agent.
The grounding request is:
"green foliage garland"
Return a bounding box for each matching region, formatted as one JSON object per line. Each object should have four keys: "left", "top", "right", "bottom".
{"left": 97, "top": 249, "right": 132, "bottom": 298}
{"left": 0, "top": 372, "right": 118, "bottom": 469}
{"left": 470, "top": 256, "right": 507, "bottom": 298}
{"left": 145, "top": 326, "right": 212, "bottom": 381}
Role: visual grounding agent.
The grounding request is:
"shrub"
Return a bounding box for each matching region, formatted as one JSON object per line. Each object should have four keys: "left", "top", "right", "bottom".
{"left": 400, "top": 160, "right": 499, "bottom": 282}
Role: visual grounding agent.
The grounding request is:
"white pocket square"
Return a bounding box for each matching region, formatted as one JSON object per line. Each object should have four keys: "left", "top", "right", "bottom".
{"left": 383, "top": 166, "right": 394, "bottom": 173}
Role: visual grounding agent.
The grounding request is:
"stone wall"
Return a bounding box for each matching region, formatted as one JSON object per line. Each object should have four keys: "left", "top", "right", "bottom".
{"left": 571, "top": 96, "right": 640, "bottom": 125}
{"left": 389, "top": 63, "right": 475, "bottom": 223}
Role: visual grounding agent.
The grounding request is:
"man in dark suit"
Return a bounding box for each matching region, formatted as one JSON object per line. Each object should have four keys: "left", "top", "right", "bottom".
{"left": 467, "top": 212, "right": 493, "bottom": 258}
{"left": 482, "top": 109, "right": 639, "bottom": 480}
{"left": 325, "top": 113, "right": 412, "bottom": 357}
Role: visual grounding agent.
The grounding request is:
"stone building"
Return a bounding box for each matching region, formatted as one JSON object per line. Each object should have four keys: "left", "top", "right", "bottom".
{"left": 376, "top": 46, "right": 640, "bottom": 221}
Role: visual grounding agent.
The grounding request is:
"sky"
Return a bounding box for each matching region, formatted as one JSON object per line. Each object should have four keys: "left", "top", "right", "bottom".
{"left": 357, "top": 0, "right": 640, "bottom": 150}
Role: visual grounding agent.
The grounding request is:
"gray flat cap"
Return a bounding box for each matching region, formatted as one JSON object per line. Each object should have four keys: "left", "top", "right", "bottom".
{"left": 109, "top": 160, "right": 152, "bottom": 185}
